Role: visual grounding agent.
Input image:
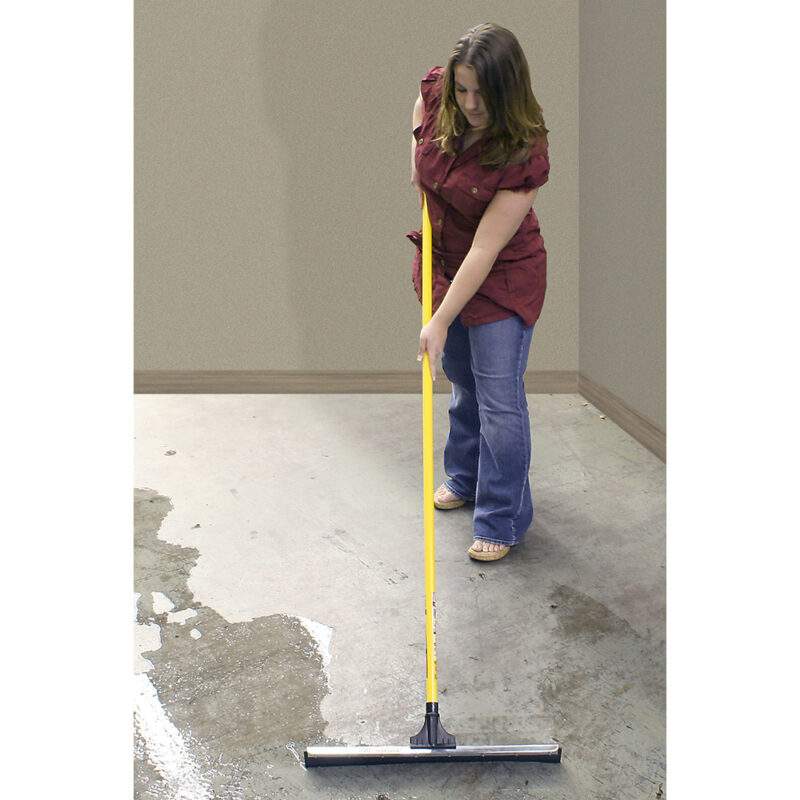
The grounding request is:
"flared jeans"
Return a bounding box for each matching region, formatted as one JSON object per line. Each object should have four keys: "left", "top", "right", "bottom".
{"left": 441, "top": 313, "right": 535, "bottom": 546}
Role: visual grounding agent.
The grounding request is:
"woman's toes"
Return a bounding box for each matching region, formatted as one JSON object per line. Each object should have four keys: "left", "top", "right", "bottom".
{"left": 470, "top": 539, "right": 509, "bottom": 556}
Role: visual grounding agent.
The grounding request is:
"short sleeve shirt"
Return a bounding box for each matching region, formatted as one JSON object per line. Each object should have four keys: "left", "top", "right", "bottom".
{"left": 406, "top": 65, "right": 551, "bottom": 327}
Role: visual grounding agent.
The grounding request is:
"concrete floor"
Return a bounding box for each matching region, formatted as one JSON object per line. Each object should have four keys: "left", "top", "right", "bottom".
{"left": 134, "top": 393, "right": 665, "bottom": 800}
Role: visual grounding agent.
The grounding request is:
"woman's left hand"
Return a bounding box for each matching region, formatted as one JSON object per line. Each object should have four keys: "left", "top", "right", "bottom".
{"left": 417, "top": 317, "right": 448, "bottom": 381}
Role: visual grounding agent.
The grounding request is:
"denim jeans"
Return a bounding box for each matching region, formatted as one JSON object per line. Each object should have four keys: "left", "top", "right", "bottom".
{"left": 441, "top": 313, "right": 535, "bottom": 547}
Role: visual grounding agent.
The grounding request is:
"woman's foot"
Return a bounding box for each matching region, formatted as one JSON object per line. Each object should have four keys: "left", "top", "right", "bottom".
{"left": 468, "top": 539, "right": 511, "bottom": 561}
{"left": 434, "top": 483, "right": 466, "bottom": 509}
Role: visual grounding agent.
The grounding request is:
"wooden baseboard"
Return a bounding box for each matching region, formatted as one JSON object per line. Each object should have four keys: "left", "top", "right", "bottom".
{"left": 133, "top": 368, "right": 663, "bottom": 461}
{"left": 578, "top": 372, "right": 665, "bottom": 462}
{"left": 134, "top": 370, "right": 578, "bottom": 394}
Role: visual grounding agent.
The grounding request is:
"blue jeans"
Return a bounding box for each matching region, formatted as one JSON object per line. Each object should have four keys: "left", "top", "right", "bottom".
{"left": 441, "top": 314, "right": 535, "bottom": 547}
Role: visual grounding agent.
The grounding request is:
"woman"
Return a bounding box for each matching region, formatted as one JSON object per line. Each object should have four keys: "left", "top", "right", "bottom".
{"left": 407, "top": 23, "right": 551, "bottom": 563}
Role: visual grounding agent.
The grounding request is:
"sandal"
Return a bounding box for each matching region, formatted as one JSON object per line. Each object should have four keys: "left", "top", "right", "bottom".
{"left": 433, "top": 483, "right": 466, "bottom": 510}
{"left": 468, "top": 541, "right": 511, "bottom": 562}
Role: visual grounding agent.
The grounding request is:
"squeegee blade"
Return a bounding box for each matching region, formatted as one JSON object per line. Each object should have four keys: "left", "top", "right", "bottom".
{"left": 303, "top": 743, "right": 561, "bottom": 767}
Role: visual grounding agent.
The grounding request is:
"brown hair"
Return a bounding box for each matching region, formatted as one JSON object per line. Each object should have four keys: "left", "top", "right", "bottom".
{"left": 433, "top": 23, "right": 549, "bottom": 169}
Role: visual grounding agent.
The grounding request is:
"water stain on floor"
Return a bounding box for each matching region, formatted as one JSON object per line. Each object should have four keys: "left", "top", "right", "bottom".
{"left": 133, "top": 488, "right": 342, "bottom": 799}
{"left": 548, "top": 584, "right": 634, "bottom": 642}
{"left": 537, "top": 584, "right": 666, "bottom": 800}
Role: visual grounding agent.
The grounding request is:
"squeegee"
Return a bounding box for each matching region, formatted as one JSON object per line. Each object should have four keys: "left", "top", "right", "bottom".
{"left": 303, "top": 194, "right": 562, "bottom": 768}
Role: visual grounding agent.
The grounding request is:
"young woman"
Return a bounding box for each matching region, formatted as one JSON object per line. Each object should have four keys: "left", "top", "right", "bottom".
{"left": 407, "top": 23, "right": 551, "bottom": 563}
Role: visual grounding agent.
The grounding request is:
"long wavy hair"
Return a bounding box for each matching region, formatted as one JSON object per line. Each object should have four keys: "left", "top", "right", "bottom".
{"left": 433, "top": 23, "right": 549, "bottom": 168}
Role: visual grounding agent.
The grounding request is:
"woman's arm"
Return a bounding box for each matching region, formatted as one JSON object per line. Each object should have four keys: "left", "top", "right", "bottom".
{"left": 411, "top": 92, "right": 424, "bottom": 205}
{"left": 431, "top": 187, "right": 538, "bottom": 327}
{"left": 411, "top": 92, "right": 423, "bottom": 173}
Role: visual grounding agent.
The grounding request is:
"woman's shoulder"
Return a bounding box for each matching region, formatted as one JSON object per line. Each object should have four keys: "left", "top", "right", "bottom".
{"left": 422, "top": 65, "right": 445, "bottom": 83}
{"left": 495, "top": 133, "right": 550, "bottom": 191}
{"left": 507, "top": 133, "right": 548, "bottom": 165}
{"left": 419, "top": 66, "right": 445, "bottom": 119}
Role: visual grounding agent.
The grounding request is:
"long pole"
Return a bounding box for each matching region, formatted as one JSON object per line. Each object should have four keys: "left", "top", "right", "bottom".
{"left": 420, "top": 193, "right": 438, "bottom": 706}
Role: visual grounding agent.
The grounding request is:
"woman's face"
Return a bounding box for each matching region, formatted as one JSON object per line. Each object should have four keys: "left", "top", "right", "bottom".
{"left": 453, "top": 63, "right": 490, "bottom": 131}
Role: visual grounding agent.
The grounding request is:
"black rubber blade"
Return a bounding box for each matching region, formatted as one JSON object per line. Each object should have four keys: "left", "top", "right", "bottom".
{"left": 304, "top": 743, "right": 562, "bottom": 767}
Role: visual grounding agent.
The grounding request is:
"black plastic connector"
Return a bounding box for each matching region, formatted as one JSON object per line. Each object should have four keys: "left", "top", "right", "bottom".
{"left": 409, "top": 702, "right": 457, "bottom": 749}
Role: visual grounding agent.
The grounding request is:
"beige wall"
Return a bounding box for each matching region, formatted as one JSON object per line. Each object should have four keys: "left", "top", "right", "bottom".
{"left": 135, "top": 1, "right": 579, "bottom": 372}
{"left": 579, "top": 0, "right": 666, "bottom": 432}
{"left": 135, "top": 1, "right": 664, "bottom": 435}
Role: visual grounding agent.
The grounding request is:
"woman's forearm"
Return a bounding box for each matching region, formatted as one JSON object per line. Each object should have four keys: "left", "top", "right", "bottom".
{"left": 432, "top": 246, "right": 497, "bottom": 327}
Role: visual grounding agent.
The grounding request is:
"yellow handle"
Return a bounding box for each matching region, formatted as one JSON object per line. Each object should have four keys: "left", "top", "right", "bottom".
{"left": 421, "top": 193, "right": 438, "bottom": 704}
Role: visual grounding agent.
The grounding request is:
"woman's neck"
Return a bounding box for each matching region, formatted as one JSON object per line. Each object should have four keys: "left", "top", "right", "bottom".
{"left": 461, "top": 128, "right": 485, "bottom": 148}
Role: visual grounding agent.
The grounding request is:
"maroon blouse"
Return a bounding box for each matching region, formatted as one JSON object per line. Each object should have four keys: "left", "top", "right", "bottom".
{"left": 406, "top": 65, "right": 551, "bottom": 327}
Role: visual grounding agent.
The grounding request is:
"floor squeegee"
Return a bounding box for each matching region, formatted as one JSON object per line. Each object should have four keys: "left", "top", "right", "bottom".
{"left": 303, "top": 193, "right": 562, "bottom": 768}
